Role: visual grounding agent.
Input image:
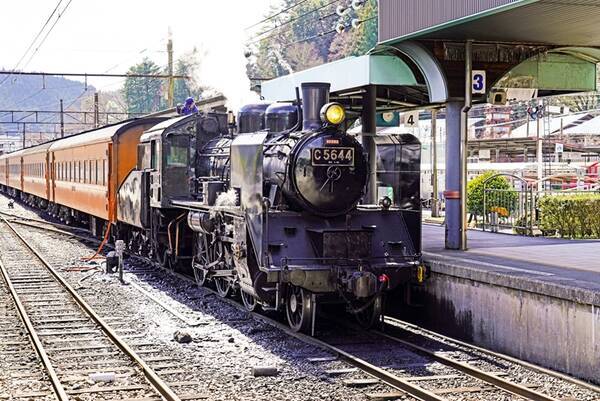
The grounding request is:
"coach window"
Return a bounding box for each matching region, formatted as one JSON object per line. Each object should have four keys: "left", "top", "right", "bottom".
{"left": 165, "top": 135, "right": 189, "bottom": 167}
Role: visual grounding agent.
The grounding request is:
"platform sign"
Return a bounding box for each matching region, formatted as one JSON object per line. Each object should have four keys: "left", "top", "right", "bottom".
{"left": 403, "top": 111, "right": 419, "bottom": 128}
{"left": 555, "top": 143, "right": 564, "bottom": 154}
{"left": 472, "top": 70, "right": 486, "bottom": 94}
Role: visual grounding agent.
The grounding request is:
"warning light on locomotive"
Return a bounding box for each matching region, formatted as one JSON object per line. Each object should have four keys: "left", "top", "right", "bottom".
{"left": 320, "top": 102, "right": 346, "bottom": 125}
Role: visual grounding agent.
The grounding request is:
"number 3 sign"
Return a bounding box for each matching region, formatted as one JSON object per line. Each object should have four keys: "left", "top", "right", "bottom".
{"left": 472, "top": 70, "right": 486, "bottom": 94}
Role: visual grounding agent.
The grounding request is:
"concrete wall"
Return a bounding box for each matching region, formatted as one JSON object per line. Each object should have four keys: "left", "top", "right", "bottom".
{"left": 410, "top": 259, "right": 600, "bottom": 384}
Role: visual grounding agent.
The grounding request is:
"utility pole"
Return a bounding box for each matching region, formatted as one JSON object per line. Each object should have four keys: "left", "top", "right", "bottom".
{"left": 167, "top": 33, "right": 174, "bottom": 108}
{"left": 94, "top": 93, "right": 99, "bottom": 128}
{"left": 59, "top": 99, "right": 65, "bottom": 138}
{"left": 22, "top": 123, "right": 26, "bottom": 149}
{"left": 431, "top": 109, "right": 439, "bottom": 217}
{"left": 460, "top": 40, "right": 473, "bottom": 251}
{"left": 536, "top": 102, "right": 543, "bottom": 191}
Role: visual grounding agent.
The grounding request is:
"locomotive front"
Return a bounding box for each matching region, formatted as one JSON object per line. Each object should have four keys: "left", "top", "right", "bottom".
{"left": 262, "top": 99, "right": 368, "bottom": 217}
{"left": 186, "top": 82, "right": 423, "bottom": 333}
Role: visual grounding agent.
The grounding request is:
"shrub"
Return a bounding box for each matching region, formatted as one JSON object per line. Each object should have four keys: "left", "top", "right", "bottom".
{"left": 467, "top": 171, "right": 518, "bottom": 216}
{"left": 538, "top": 194, "right": 600, "bottom": 238}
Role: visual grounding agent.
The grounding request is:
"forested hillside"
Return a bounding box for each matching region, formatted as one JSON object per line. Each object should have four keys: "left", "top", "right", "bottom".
{"left": 0, "top": 74, "right": 93, "bottom": 134}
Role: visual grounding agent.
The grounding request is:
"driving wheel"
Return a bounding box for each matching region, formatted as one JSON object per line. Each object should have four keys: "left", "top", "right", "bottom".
{"left": 285, "top": 286, "right": 313, "bottom": 333}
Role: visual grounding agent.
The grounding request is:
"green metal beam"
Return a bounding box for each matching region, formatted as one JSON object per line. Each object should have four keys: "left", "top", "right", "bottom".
{"left": 495, "top": 52, "right": 597, "bottom": 91}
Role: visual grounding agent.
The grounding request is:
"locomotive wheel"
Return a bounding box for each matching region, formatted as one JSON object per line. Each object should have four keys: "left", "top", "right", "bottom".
{"left": 355, "top": 295, "right": 382, "bottom": 329}
{"left": 193, "top": 266, "right": 207, "bottom": 287}
{"left": 240, "top": 290, "right": 258, "bottom": 312}
{"left": 215, "top": 278, "right": 231, "bottom": 298}
{"left": 285, "top": 286, "right": 313, "bottom": 333}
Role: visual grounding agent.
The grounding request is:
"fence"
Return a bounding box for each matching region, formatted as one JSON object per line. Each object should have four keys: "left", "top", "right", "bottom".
{"left": 482, "top": 173, "right": 600, "bottom": 235}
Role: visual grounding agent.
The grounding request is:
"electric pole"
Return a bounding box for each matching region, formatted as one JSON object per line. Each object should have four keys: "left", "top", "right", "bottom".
{"left": 94, "top": 93, "right": 99, "bottom": 128}
{"left": 60, "top": 99, "right": 65, "bottom": 138}
{"left": 167, "top": 33, "right": 174, "bottom": 108}
{"left": 22, "top": 123, "right": 26, "bottom": 149}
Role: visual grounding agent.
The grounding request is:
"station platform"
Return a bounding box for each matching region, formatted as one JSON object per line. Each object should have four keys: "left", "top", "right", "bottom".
{"left": 414, "top": 224, "right": 600, "bottom": 383}
{"left": 422, "top": 224, "right": 600, "bottom": 305}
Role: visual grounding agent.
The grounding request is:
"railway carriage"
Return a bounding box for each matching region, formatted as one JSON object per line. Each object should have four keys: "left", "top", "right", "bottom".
{"left": 21, "top": 143, "right": 52, "bottom": 206}
{"left": 0, "top": 157, "right": 7, "bottom": 189}
{"left": 47, "top": 119, "right": 165, "bottom": 228}
{"left": 7, "top": 150, "right": 24, "bottom": 196}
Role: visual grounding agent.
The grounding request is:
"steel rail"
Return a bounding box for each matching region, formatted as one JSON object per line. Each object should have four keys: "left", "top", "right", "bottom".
{"left": 0, "top": 216, "right": 181, "bottom": 401}
{"left": 373, "top": 329, "right": 562, "bottom": 401}
{"left": 0, "top": 248, "right": 70, "bottom": 400}
{"left": 4, "top": 210, "right": 596, "bottom": 400}
{"left": 384, "top": 316, "right": 600, "bottom": 394}
{"left": 195, "top": 286, "right": 445, "bottom": 401}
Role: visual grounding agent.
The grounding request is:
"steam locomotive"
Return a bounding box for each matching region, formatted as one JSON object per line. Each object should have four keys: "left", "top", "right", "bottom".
{"left": 0, "top": 82, "right": 424, "bottom": 333}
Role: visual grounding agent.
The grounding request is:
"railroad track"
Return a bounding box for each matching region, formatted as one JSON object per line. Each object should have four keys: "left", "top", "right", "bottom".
{"left": 3, "top": 208, "right": 599, "bottom": 401}
{"left": 0, "top": 215, "right": 183, "bottom": 401}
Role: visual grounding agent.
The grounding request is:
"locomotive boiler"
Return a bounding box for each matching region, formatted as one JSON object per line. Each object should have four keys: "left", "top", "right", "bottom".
{"left": 155, "top": 82, "right": 425, "bottom": 333}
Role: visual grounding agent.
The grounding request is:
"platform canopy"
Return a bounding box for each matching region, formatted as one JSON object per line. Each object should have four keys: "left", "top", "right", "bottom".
{"left": 260, "top": 54, "right": 429, "bottom": 114}
{"left": 379, "top": 0, "right": 600, "bottom": 46}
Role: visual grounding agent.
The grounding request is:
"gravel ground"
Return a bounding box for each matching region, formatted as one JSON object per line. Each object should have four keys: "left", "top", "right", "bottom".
{"left": 1, "top": 193, "right": 598, "bottom": 401}
{"left": 0, "top": 194, "right": 411, "bottom": 401}
{"left": 383, "top": 320, "right": 600, "bottom": 400}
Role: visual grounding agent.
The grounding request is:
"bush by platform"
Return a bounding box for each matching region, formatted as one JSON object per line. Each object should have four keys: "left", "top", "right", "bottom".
{"left": 538, "top": 194, "right": 600, "bottom": 239}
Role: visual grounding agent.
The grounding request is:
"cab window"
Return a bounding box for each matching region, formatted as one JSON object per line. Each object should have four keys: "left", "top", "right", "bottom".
{"left": 165, "top": 135, "right": 189, "bottom": 167}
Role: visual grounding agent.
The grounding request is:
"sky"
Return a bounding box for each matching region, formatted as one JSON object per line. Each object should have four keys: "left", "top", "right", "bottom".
{"left": 0, "top": 0, "right": 277, "bottom": 109}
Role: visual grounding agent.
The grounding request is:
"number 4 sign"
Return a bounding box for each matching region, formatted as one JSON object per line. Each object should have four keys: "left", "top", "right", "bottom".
{"left": 472, "top": 70, "right": 486, "bottom": 94}
{"left": 403, "top": 111, "right": 419, "bottom": 128}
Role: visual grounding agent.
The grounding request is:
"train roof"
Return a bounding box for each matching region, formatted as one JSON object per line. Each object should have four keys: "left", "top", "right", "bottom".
{"left": 140, "top": 114, "right": 195, "bottom": 142}
{"left": 19, "top": 141, "right": 54, "bottom": 156}
{"left": 49, "top": 117, "right": 166, "bottom": 151}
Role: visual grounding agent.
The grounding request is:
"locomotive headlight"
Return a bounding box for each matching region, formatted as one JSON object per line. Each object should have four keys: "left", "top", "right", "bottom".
{"left": 320, "top": 102, "right": 346, "bottom": 125}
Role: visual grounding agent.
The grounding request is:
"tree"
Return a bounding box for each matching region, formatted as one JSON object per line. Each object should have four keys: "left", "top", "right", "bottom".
{"left": 285, "top": 42, "right": 324, "bottom": 71}
{"left": 467, "top": 171, "right": 517, "bottom": 217}
{"left": 173, "top": 49, "right": 206, "bottom": 105}
{"left": 246, "top": 0, "right": 379, "bottom": 79}
{"left": 122, "top": 58, "right": 164, "bottom": 115}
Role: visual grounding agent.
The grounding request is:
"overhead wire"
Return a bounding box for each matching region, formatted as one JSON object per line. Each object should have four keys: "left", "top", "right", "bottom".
{"left": 20, "top": 0, "right": 75, "bottom": 72}
{"left": 247, "top": 0, "right": 343, "bottom": 45}
{"left": 245, "top": 0, "right": 312, "bottom": 31}
{"left": 0, "top": 0, "right": 65, "bottom": 88}
{"left": 283, "top": 15, "right": 376, "bottom": 47}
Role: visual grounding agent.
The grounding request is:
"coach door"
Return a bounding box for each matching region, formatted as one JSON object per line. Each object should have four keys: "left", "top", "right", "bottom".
{"left": 50, "top": 153, "right": 56, "bottom": 202}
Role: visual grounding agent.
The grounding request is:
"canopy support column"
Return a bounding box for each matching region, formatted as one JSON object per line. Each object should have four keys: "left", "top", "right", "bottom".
{"left": 445, "top": 101, "right": 462, "bottom": 250}
{"left": 362, "top": 85, "right": 378, "bottom": 204}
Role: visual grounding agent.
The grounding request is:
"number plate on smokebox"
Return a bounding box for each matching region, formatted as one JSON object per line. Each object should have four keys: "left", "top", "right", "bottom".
{"left": 311, "top": 147, "right": 354, "bottom": 166}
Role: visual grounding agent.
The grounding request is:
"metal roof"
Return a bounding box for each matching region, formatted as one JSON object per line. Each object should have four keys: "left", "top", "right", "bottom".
{"left": 49, "top": 118, "right": 165, "bottom": 151}
{"left": 380, "top": 0, "right": 600, "bottom": 46}
{"left": 260, "top": 55, "right": 425, "bottom": 111}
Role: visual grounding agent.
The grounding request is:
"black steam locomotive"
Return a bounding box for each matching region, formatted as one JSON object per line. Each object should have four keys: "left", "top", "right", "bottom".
{"left": 124, "top": 82, "right": 423, "bottom": 333}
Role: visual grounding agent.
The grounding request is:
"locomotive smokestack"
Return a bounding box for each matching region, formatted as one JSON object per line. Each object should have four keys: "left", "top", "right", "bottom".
{"left": 301, "top": 82, "right": 330, "bottom": 131}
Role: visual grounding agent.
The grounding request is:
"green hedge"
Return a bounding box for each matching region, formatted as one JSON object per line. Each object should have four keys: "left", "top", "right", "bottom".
{"left": 538, "top": 194, "right": 600, "bottom": 238}
{"left": 467, "top": 171, "right": 517, "bottom": 216}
